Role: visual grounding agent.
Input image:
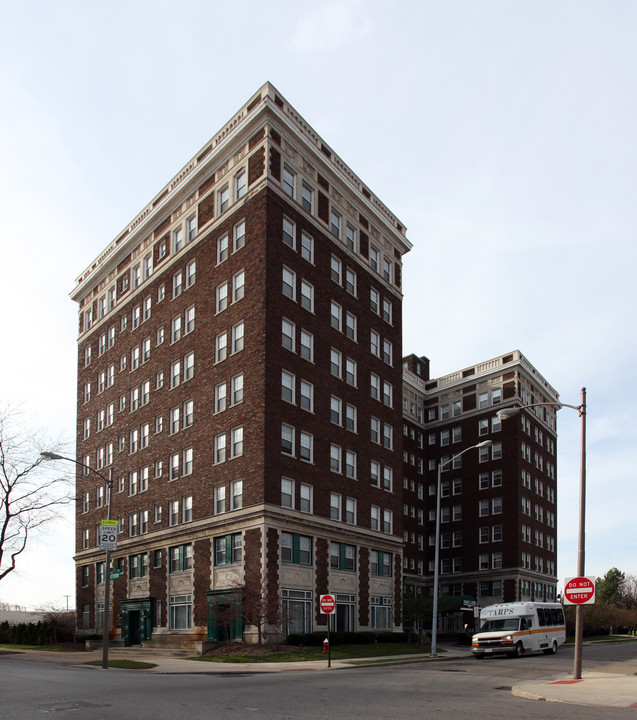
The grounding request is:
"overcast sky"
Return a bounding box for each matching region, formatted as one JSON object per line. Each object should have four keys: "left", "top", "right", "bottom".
{"left": 1, "top": 0, "right": 635, "bottom": 609}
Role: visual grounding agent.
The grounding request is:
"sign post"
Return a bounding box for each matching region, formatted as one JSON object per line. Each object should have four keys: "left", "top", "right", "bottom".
{"left": 320, "top": 594, "right": 336, "bottom": 668}
{"left": 564, "top": 576, "right": 596, "bottom": 605}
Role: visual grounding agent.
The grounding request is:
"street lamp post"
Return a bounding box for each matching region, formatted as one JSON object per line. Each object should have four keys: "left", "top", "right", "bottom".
{"left": 41, "top": 452, "right": 114, "bottom": 670}
{"left": 430, "top": 440, "right": 493, "bottom": 658}
{"left": 497, "top": 387, "right": 586, "bottom": 680}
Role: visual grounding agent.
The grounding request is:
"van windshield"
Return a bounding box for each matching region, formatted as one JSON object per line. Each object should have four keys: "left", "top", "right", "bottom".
{"left": 480, "top": 618, "right": 520, "bottom": 632}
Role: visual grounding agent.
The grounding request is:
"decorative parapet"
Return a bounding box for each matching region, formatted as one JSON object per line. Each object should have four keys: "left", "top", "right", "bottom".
{"left": 72, "top": 82, "right": 411, "bottom": 299}
{"left": 406, "top": 350, "right": 559, "bottom": 402}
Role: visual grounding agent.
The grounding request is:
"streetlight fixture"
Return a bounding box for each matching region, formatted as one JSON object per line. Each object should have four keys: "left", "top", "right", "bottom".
{"left": 41, "top": 452, "right": 114, "bottom": 670}
{"left": 496, "top": 387, "right": 586, "bottom": 680}
{"left": 430, "top": 439, "right": 493, "bottom": 658}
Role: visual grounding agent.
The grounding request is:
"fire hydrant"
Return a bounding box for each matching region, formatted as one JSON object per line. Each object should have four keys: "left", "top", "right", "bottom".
{"left": 323, "top": 638, "right": 329, "bottom": 654}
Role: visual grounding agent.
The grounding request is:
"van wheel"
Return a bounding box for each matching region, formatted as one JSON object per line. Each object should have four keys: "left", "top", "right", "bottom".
{"left": 543, "top": 640, "right": 558, "bottom": 655}
{"left": 509, "top": 642, "right": 523, "bottom": 658}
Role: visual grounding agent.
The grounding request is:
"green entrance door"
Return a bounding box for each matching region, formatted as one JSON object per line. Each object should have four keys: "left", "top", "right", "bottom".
{"left": 120, "top": 598, "right": 153, "bottom": 646}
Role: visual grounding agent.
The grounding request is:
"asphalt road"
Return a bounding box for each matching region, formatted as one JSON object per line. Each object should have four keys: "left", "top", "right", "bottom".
{"left": 1, "top": 641, "right": 635, "bottom": 720}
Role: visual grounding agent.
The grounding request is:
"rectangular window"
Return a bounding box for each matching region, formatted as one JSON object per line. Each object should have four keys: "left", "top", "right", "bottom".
{"left": 235, "top": 169, "right": 246, "bottom": 199}
{"left": 231, "top": 479, "right": 243, "bottom": 510}
{"left": 345, "top": 450, "right": 357, "bottom": 479}
{"left": 330, "top": 492, "right": 341, "bottom": 521}
{"left": 281, "top": 532, "right": 313, "bottom": 565}
{"left": 283, "top": 165, "right": 296, "bottom": 198}
{"left": 214, "top": 534, "right": 242, "bottom": 565}
{"left": 214, "top": 434, "right": 227, "bottom": 464}
{"left": 301, "top": 232, "right": 313, "bottom": 263}
{"left": 331, "top": 256, "right": 342, "bottom": 284}
{"left": 330, "top": 542, "right": 356, "bottom": 571}
{"left": 281, "top": 477, "right": 294, "bottom": 508}
{"left": 283, "top": 217, "right": 295, "bottom": 248}
{"left": 299, "top": 380, "right": 313, "bottom": 412}
{"left": 281, "top": 424, "right": 294, "bottom": 455}
{"left": 282, "top": 317, "right": 295, "bottom": 351}
{"left": 217, "top": 234, "right": 229, "bottom": 264}
{"left": 218, "top": 186, "right": 229, "bottom": 214}
{"left": 345, "top": 312, "right": 357, "bottom": 341}
{"left": 233, "top": 219, "right": 246, "bottom": 251}
{"left": 216, "top": 282, "right": 229, "bottom": 312}
{"left": 232, "top": 321, "right": 244, "bottom": 353}
{"left": 215, "top": 485, "right": 226, "bottom": 514}
{"left": 301, "top": 182, "right": 313, "bottom": 213}
{"left": 232, "top": 270, "right": 245, "bottom": 302}
{"left": 330, "top": 396, "right": 342, "bottom": 425}
{"left": 330, "top": 301, "right": 342, "bottom": 331}
{"left": 215, "top": 332, "right": 228, "bottom": 363}
{"left": 231, "top": 373, "right": 244, "bottom": 405}
{"left": 282, "top": 267, "right": 296, "bottom": 299}
{"left": 330, "top": 209, "right": 341, "bottom": 239}
{"left": 299, "top": 483, "right": 312, "bottom": 513}
{"left": 330, "top": 348, "right": 342, "bottom": 378}
{"left": 300, "top": 279, "right": 314, "bottom": 311}
{"left": 345, "top": 497, "right": 357, "bottom": 524}
{"left": 281, "top": 370, "right": 295, "bottom": 403}
{"left": 330, "top": 444, "right": 342, "bottom": 474}
{"left": 230, "top": 426, "right": 243, "bottom": 458}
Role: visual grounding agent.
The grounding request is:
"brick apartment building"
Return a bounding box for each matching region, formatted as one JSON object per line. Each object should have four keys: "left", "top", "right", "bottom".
{"left": 72, "top": 83, "right": 559, "bottom": 647}
{"left": 402, "top": 351, "right": 560, "bottom": 633}
{"left": 73, "top": 83, "right": 410, "bottom": 646}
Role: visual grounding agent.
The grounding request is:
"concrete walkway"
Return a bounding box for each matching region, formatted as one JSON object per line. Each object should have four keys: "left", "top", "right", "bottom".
{"left": 511, "top": 658, "right": 637, "bottom": 709}
{"left": 4, "top": 643, "right": 637, "bottom": 708}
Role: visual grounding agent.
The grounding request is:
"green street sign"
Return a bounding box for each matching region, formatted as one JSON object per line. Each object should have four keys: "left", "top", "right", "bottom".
{"left": 109, "top": 569, "right": 123, "bottom": 580}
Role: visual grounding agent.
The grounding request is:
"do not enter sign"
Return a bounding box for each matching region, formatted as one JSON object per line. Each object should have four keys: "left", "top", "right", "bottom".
{"left": 564, "top": 576, "right": 596, "bottom": 605}
{"left": 320, "top": 594, "right": 336, "bottom": 614}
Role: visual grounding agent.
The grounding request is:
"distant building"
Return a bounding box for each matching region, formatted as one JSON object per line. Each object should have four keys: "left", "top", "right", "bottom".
{"left": 72, "top": 83, "right": 410, "bottom": 647}
{"left": 402, "top": 350, "right": 559, "bottom": 632}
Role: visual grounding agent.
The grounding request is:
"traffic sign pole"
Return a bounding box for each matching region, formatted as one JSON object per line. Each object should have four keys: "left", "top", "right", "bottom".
{"left": 320, "top": 594, "right": 336, "bottom": 668}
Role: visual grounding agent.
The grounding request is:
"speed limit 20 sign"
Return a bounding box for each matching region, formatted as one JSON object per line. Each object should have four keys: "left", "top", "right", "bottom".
{"left": 99, "top": 519, "right": 118, "bottom": 550}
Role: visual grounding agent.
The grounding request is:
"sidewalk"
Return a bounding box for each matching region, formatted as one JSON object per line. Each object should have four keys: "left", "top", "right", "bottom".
{"left": 5, "top": 643, "right": 637, "bottom": 708}
{"left": 511, "top": 659, "right": 637, "bottom": 709}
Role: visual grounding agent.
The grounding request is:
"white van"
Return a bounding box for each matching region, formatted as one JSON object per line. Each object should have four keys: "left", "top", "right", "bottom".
{"left": 471, "top": 602, "right": 566, "bottom": 659}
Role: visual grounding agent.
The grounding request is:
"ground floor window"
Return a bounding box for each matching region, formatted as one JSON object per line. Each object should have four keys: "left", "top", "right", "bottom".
{"left": 479, "top": 580, "right": 502, "bottom": 598}
{"left": 334, "top": 594, "right": 356, "bottom": 631}
{"left": 82, "top": 604, "right": 90, "bottom": 631}
{"left": 96, "top": 602, "right": 104, "bottom": 631}
{"left": 170, "top": 594, "right": 192, "bottom": 630}
{"left": 281, "top": 589, "right": 312, "bottom": 635}
{"left": 370, "top": 596, "right": 392, "bottom": 629}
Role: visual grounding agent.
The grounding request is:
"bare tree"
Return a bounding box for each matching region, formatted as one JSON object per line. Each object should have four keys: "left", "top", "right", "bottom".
{"left": 0, "top": 406, "right": 72, "bottom": 582}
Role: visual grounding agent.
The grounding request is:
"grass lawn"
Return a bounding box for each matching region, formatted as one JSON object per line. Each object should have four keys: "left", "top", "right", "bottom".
{"left": 185, "top": 642, "right": 434, "bottom": 664}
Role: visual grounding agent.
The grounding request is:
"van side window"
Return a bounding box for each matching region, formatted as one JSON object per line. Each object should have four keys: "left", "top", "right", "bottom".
{"left": 537, "top": 608, "right": 547, "bottom": 626}
{"left": 551, "top": 608, "right": 564, "bottom": 625}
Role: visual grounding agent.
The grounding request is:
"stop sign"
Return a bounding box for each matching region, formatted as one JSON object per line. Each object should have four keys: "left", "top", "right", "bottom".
{"left": 320, "top": 594, "right": 336, "bottom": 614}
{"left": 564, "top": 576, "right": 596, "bottom": 605}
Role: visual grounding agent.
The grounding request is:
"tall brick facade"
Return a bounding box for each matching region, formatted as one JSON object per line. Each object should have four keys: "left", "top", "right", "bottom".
{"left": 71, "top": 84, "right": 559, "bottom": 648}
{"left": 401, "top": 351, "right": 560, "bottom": 634}
{"left": 72, "top": 83, "right": 409, "bottom": 647}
